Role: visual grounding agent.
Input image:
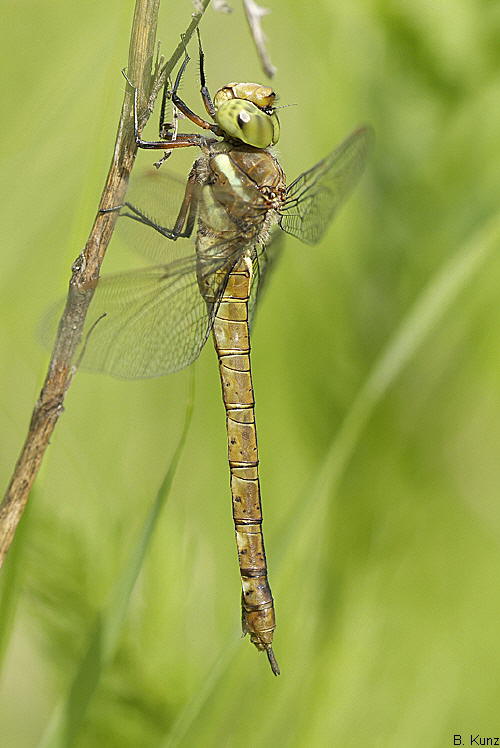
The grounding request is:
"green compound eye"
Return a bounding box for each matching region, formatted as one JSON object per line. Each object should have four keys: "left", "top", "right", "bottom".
{"left": 215, "top": 100, "right": 280, "bottom": 148}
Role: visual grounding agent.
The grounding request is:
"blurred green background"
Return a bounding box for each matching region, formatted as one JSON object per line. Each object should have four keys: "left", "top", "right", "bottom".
{"left": 2, "top": 0, "right": 500, "bottom": 745}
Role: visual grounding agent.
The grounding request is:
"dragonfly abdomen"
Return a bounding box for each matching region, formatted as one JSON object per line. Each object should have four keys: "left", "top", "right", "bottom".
{"left": 212, "top": 256, "right": 279, "bottom": 675}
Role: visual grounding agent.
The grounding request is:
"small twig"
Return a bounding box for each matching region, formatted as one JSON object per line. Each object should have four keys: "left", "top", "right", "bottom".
{"left": 243, "top": 0, "right": 276, "bottom": 78}
{"left": 193, "top": 0, "right": 232, "bottom": 11}
{"left": 212, "top": 0, "right": 233, "bottom": 12}
{"left": 0, "top": 0, "right": 211, "bottom": 567}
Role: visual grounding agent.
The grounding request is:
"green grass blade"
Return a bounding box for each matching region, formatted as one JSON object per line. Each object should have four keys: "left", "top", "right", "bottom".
{"left": 38, "top": 374, "right": 195, "bottom": 748}
{"left": 306, "top": 211, "right": 500, "bottom": 525}
{"left": 162, "top": 637, "right": 241, "bottom": 748}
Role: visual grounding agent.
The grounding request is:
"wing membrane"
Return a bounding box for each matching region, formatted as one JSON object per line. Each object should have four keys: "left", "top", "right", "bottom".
{"left": 248, "top": 234, "right": 284, "bottom": 327}
{"left": 41, "top": 250, "right": 240, "bottom": 380}
{"left": 279, "top": 126, "right": 374, "bottom": 245}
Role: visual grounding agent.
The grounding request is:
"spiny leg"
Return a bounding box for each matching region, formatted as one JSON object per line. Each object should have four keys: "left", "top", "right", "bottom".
{"left": 102, "top": 167, "right": 199, "bottom": 241}
{"left": 163, "top": 48, "right": 222, "bottom": 135}
{"left": 197, "top": 28, "right": 216, "bottom": 119}
{"left": 159, "top": 30, "right": 216, "bottom": 125}
{"left": 158, "top": 48, "right": 190, "bottom": 139}
{"left": 130, "top": 84, "right": 212, "bottom": 151}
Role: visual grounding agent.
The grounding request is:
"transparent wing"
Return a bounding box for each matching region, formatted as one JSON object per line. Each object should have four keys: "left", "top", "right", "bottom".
{"left": 117, "top": 167, "right": 196, "bottom": 264}
{"left": 279, "top": 126, "right": 374, "bottom": 246}
{"left": 248, "top": 233, "right": 284, "bottom": 327}
{"left": 41, "top": 249, "right": 240, "bottom": 380}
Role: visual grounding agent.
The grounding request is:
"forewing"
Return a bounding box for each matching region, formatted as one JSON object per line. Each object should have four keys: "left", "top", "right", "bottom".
{"left": 279, "top": 126, "right": 374, "bottom": 245}
{"left": 41, "top": 251, "right": 238, "bottom": 380}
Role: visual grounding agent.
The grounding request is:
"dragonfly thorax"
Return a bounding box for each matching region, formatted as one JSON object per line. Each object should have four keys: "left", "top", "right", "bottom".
{"left": 213, "top": 82, "right": 280, "bottom": 149}
{"left": 194, "top": 142, "right": 286, "bottom": 266}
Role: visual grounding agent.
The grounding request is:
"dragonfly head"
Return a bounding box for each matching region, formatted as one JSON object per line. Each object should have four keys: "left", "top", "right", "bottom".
{"left": 213, "top": 82, "right": 280, "bottom": 148}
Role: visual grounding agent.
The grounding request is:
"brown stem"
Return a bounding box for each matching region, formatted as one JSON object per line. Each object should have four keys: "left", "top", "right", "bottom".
{"left": 242, "top": 0, "right": 276, "bottom": 78}
{"left": 0, "top": 0, "right": 211, "bottom": 567}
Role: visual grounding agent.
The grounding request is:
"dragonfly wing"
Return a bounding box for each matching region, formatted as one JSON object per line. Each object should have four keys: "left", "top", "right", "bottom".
{"left": 248, "top": 233, "right": 284, "bottom": 327}
{"left": 41, "top": 251, "right": 239, "bottom": 380}
{"left": 116, "top": 167, "right": 196, "bottom": 264}
{"left": 279, "top": 126, "right": 374, "bottom": 245}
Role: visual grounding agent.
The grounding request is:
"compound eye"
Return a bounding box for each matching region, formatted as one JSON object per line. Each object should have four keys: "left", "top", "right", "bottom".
{"left": 216, "top": 100, "right": 279, "bottom": 148}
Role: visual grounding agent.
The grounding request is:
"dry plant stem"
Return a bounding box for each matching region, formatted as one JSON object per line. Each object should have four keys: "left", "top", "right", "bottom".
{"left": 0, "top": 0, "right": 210, "bottom": 567}
{"left": 243, "top": 0, "right": 276, "bottom": 78}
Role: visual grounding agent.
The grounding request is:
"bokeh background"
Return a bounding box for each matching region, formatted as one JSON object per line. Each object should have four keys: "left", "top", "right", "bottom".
{"left": 2, "top": 0, "right": 500, "bottom": 745}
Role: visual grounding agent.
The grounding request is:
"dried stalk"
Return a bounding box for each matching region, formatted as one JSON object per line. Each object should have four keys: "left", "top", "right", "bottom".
{"left": 0, "top": 0, "right": 211, "bottom": 566}
{"left": 243, "top": 0, "right": 276, "bottom": 78}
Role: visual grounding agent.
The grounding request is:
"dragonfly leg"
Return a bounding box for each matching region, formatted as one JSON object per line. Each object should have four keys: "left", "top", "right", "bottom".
{"left": 130, "top": 85, "right": 213, "bottom": 151}
{"left": 136, "top": 137, "right": 209, "bottom": 150}
{"left": 119, "top": 206, "right": 181, "bottom": 239}
{"left": 139, "top": 133, "right": 211, "bottom": 150}
{"left": 99, "top": 205, "right": 122, "bottom": 214}
{"left": 196, "top": 28, "right": 216, "bottom": 120}
{"left": 158, "top": 46, "right": 189, "bottom": 138}
{"left": 164, "top": 46, "right": 223, "bottom": 136}
{"left": 120, "top": 168, "right": 199, "bottom": 241}
{"left": 171, "top": 89, "right": 223, "bottom": 136}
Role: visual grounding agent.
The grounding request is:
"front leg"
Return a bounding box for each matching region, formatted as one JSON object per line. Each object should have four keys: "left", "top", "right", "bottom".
{"left": 131, "top": 85, "right": 212, "bottom": 151}
{"left": 158, "top": 49, "right": 222, "bottom": 139}
{"left": 101, "top": 166, "right": 199, "bottom": 241}
{"left": 196, "top": 28, "right": 217, "bottom": 120}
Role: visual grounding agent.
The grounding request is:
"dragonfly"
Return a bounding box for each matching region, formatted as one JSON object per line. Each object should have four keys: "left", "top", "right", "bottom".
{"left": 61, "top": 37, "right": 372, "bottom": 675}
